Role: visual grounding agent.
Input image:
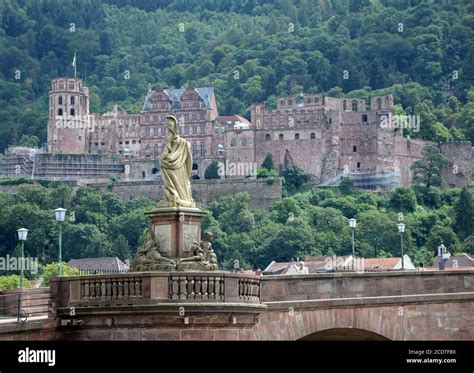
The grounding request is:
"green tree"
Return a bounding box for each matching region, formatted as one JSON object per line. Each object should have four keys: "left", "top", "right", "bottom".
{"left": 204, "top": 161, "right": 221, "bottom": 180}
{"left": 453, "top": 188, "right": 474, "bottom": 240}
{"left": 261, "top": 153, "right": 275, "bottom": 171}
{"left": 281, "top": 164, "right": 309, "bottom": 192}
{"left": 40, "top": 262, "right": 79, "bottom": 287}
{"left": 18, "top": 134, "right": 40, "bottom": 148}
{"left": 411, "top": 144, "right": 448, "bottom": 189}
{"left": 389, "top": 187, "right": 417, "bottom": 213}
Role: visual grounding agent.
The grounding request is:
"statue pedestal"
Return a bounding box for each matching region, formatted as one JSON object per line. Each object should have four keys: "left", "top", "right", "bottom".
{"left": 145, "top": 207, "right": 207, "bottom": 260}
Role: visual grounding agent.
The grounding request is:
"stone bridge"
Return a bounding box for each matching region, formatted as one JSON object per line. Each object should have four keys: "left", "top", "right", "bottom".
{"left": 0, "top": 270, "right": 472, "bottom": 340}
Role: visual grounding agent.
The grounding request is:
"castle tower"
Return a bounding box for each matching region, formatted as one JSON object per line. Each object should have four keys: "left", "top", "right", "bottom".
{"left": 48, "top": 77, "right": 89, "bottom": 154}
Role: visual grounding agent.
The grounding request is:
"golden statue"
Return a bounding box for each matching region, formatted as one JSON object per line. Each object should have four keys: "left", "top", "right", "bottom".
{"left": 157, "top": 115, "right": 195, "bottom": 208}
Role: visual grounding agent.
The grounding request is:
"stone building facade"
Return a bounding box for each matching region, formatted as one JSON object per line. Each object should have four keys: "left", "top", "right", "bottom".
{"left": 37, "top": 77, "right": 473, "bottom": 188}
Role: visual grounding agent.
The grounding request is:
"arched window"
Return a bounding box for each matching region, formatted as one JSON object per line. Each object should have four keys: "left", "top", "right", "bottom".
{"left": 362, "top": 114, "right": 368, "bottom": 123}
{"left": 57, "top": 108, "right": 63, "bottom": 116}
{"left": 385, "top": 97, "right": 390, "bottom": 107}
{"left": 152, "top": 167, "right": 159, "bottom": 174}
{"left": 377, "top": 98, "right": 382, "bottom": 110}
{"left": 58, "top": 96, "right": 63, "bottom": 105}
{"left": 241, "top": 138, "right": 248, "bottom": 146}
{"left": 310, "top": 132, "right": 316, "bottom": 139}
{"left": 192, "top": 163, "right": 198, "bottom": 170}
{"left": 295, "top": 133, "right": 300, "bottom": 140}
{"left": 265, "top": 134, "right": 271, "bottom": 141}
{"left": 279, "top": 134, "right": 284, "bottom": 141}
{"left": 230, "top": 138, "right": 237, "bottom": 147}
{"left": 352, "top": 100, "right": 358, "bottom": 111}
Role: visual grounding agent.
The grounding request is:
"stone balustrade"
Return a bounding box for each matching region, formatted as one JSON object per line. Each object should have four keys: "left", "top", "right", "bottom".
{"left": 50, "top": 271, "right": 261, "bottom": 309}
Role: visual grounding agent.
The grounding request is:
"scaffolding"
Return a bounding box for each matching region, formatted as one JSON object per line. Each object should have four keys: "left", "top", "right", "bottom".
{"left": 320, "top": 172, "right": 400, "bottom": 191}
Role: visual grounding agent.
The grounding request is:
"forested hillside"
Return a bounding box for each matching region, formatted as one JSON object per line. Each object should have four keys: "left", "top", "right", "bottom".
{"left": 1, "top": 0, "right": 474, "bottom": 152}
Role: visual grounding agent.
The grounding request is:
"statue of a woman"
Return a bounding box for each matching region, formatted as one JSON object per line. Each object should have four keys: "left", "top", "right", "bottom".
{"left": 158, "top": 115, "right": 195, "bottom": 208}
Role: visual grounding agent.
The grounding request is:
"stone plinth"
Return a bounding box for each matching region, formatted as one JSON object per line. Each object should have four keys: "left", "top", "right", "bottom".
{"left": 145, "top": 207, "right": 207, "bottom": 260}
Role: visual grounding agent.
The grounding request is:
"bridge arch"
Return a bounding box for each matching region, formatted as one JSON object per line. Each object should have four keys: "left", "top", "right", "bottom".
{"left": 299, "top": 328, "right": 389, "bottom": 341}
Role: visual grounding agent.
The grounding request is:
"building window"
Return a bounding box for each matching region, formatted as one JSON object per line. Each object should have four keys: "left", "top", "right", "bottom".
{"left": 256, "top": 120, "right": 261, "bottom": 127}
{"left": 192, "top": 114, "right": 197, "bottom": 121}
{"left": 161, "top": 127, "right": 166, "bottom": 136}
{"left": 230, "top": 138, "right": 237, "bottom": 147}
{"left": 200, "top": 113, "right": 205, "bottom": 120}
{"left": 314, "top": 97, "right": 319, "bottom": 103}
{"left": 154, "top": 144, "right": 159, "bottom": 157}
{"left": 192, "top": 143, "right": 197, "bottom": 157}
{"left": 200, "top": 143, "right": 205, "bottom": 156}
{"left": 280, "top": 100, "right": 285, "bottom": 106}
{"left": 353, "top": 145, "right": 357, "bottom": 152}
{"left": 352, "top": 100, "right": 358, "bottom": 111}
{"left": 362, "top": 114, "right": 368, "bottom": 123}
{"left": 241, "top": 138, "right": 248, "bottom": 146}
{"left": 200, "top": 125, "right": 205, "bottom": 134}
{"left": 377, "top": 98, "right": 382, "bottom": 110}
{"left": 119, "top": 141, "right": 123, "bottom": 145}
{"left": 310, "top": 132, "right": 316, "bottom": 139}
{"left": 306, "top": 98, "right": 312, "bottom": 103}
{"left": 58, "top": 96, "right": 63, "bottom": 105}
{"left": 145, "top": 128, "right": 150, "bottom": 137}
{"left": 295, "top": 133, "right": 300, "bottom": 140}
{"left": 357, "top": 162, "right": 361, "bottom": 169}
{"left": 265, "top": 134, "right": 271, "bottom": 141}
{"left": 152, "top": 167, "right": 159, "bottom": 174}
{"left": 192, "top": 126, "right": 197, "bottom": 134}
{"left": 145, "top": 144, "right": 150, "bottom": 152}
{"left": 70, "top": 108, "right": 75, "bottom": 116}
{"left": 70, "top": 96, "right": 75, "bottom": 105}
{"left": 192, "top": 163, "right": 198, "bottom": 170}
{"left": 279, "top": 134, "right": 284, "bottom": 141}
{"left": 343, "top": 100, "right": 347, "bottom": 111}
{"left": 57, "top": 108, "right": 63, "bottom": 116}
{"left": 288, "top": 100, "right": 292, "bottom": 105}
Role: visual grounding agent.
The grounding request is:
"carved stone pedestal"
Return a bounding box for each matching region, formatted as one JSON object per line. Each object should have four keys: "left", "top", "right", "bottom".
{"left": 145, "top": 207, "right": 207, "bottom": 261}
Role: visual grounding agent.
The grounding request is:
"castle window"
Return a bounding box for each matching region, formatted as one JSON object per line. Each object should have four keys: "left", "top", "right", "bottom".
{"left": 256, "top": 120, "right": 261, "bottom": 127}
{"left": 279, "top": 134, "right": 284, "bottom": 141}
{"left": 200, "top": 113, "right": 205, "bottom": 120}
{"left": 145, "top": 144, "right": 150, "bottom": 152}
{"left": 385, "top": 97, "right": 390, "bottom": 107}
{"left": 343, "top": 100, "right": 347, "bottom": 111}
{"left": 154, "top": 144, "right": 159, "bottom": 157}
{"left": 362, "top": 114, "right": 368, "bottom": 123}
{"left": 310, "top": 132, "right": 316, "bottom": 139}
{"left": 192, "top": 125, "right": 197, "bottom": 134}
{"left": 185, "top": 126, "right": 189, "bottom": 135}
{"left": 306, "top": 98, "right": 312, "bottom": 103}
{"left": 377, "top": 98, "right": 382, "bottom": 110}
{"left": 152, "top": 167, "right": 159, "bottom": 174}
{"left": 192, "top": 143, "right": 197, "bottom": 157}
{"left": 295, "top": 133, "right": 300, "bottom": 140}
{"left": 192, "top": 163, "right": 198, "bottom": 170}
{"left": 71, "top": 96, "right": 75, "bottom": 105}
{"left": 132, "top": 140, "right": 136, "bottom": 144}
{"left": 230, "top": 138, "right": 237, "bottom": 147}
{"left": 101, "top": 142, "right": 105, "bottom": 146}
{"left": 353, "top": 145, "right": 357, "bottom": 152}
{"left": 242, "top": 138, "right": 248, "bottom": 146}
{"left": 119, "top": 141, "right": 123, "bottom": 145}
{"left": 280, "top": 100, "right": 285, "bottom": 106}
{"left": 57, "top": 108, "right": 63, "bottom": 116}
{"left": 70, "top": 108, "right": 75, "bottom": 116}
{"left": 145, "top": 128, "right": 150, "bottom": 136}
{"left": 352, "top": 100, "right": 358, "bottom": 111}
{"left": 265, "top": 134, "right": 271, "bottom": 141}
{"left": 125, "top": 141, "right": 130, "bottom": 145}
{"left": 314, "top": 97, "right": 319, "bottom": 103}
{"left": 200, "top": 125, "right": 205, "bottom": 134}
{"left": 200, "top": 143, "right": 205, "bottom": 156}
{"left": 58, "top": 96, "right": 63, "bottom": 105}
{"left": 192, "top": 114, "right": 197, "bottom": 121}
{"left": 357, "top": 162, "right": 361, "bottom": 169}
{"left": 288, "top": 100, "right": 292, "bottom": 105}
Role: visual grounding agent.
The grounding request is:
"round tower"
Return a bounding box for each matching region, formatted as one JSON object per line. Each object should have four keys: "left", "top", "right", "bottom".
{"left": 48, "top": 77, "right": 89, "bottom": 154}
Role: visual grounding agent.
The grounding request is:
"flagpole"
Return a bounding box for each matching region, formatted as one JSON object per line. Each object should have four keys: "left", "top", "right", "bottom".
{"left": 74, "top": 52, "right": 77, "bottom": 79}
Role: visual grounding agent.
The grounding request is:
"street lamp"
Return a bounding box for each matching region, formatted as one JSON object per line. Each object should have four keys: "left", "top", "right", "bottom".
{"left": 17, "top": 228, "right": 28, "bottom": 288}
{"left": 349, "top": 218, "right": 357, "bottom": 256}
{"left": 397, "top": 222, "right": 406, "bottom": 270}
{"left": 54, "top": 208, "right": 67, "bottom": 276}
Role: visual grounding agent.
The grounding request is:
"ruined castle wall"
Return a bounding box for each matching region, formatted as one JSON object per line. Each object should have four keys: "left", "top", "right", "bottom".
{"left": 88, "top": 178, "right": 282, "bottom": 209}
{"left": 440, "top": 142, "right": 473, "bottom": 188}
{"left": 394, "top": 137, "right": 427, "bottom": 185}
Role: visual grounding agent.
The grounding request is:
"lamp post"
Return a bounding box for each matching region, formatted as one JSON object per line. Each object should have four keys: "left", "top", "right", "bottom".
{"left": 17, "top": 228, "right": 28, "bottom": 288}
{"left": 54, "top": 208, "right": 67, "bottom": 276}
{"left": 349, "top": 218, "right": 357, "bottom": 256}
{"left": 398, "top": 222, "right": 406, "bottom": 270}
